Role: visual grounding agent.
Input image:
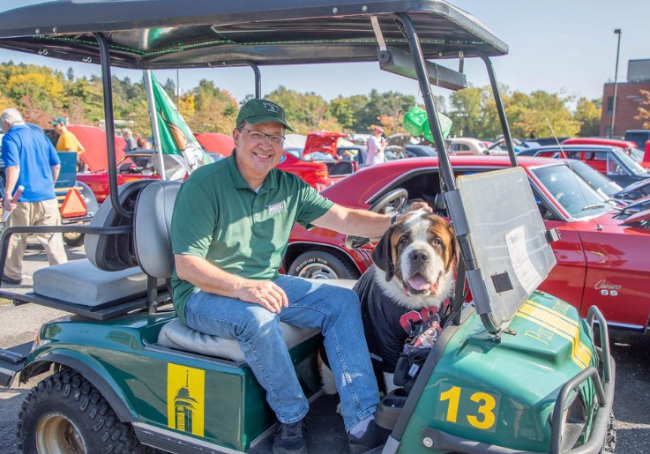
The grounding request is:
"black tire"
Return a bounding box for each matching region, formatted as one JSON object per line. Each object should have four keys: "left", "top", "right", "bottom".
{"left": 63, "top": 232, "right": 85, "bottom": 247}
{"left": 288, "top": 250, "right": 360, "bottom": 280}
{"left": 18, "top": 369, "right": 144, "bottom": 454}
{"left": 604, "top": 411, "right": 616, "bottom": 453}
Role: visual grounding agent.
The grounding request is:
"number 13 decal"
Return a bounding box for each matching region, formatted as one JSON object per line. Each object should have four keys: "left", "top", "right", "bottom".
{"left": 438, "top": 385, "right": 500, "bottom": 432}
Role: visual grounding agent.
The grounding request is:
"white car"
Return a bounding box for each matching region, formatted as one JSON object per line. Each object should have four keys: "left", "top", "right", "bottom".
{"left": 447, "top": 137, "right": 508, "bottom": 156}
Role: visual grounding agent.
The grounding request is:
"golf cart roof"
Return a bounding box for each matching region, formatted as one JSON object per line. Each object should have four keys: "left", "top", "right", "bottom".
{"left": 0, "top": 0, "right": 507, "bottom": 69}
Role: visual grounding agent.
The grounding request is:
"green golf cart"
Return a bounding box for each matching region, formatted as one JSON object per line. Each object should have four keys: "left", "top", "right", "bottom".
{"left": 0, "top": 1, "right": 614, "bottom": 454}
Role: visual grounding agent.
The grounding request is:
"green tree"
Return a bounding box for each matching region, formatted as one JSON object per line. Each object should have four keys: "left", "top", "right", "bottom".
{"left": 511, "top": 90, "right": 579, "bottom": 138}
{"left": 574, "top": 97, "right": 602, "bottom": 137}
{"left": 448, "top": 85, "right": 486, "bottom": 137}
{"left": 266, "top": 86, "right": 339, "bottom": 133}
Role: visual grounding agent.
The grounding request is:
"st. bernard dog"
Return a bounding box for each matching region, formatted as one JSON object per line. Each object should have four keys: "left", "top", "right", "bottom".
{"left": 321, "top": 209, "right": 458, "bottom": 395}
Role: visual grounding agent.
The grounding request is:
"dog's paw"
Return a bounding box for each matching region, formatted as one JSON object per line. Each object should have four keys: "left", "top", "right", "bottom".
{"left": 336, "top": 401, "right": 342, "bottom": 415}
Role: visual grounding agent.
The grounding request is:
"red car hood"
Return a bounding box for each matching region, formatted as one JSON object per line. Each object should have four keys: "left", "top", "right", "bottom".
{"left": 68, "top": 125, "right": 126, "bottom": 172}
{"left": 303, "top": 131, "right": 347, "bottom": 160}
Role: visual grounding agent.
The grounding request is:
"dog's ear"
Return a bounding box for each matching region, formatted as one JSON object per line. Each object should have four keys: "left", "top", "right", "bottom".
{"left": 446, "top": 222, "right": 459, "bottom": 270}
{"left": 373, "top": 225, "right": 395, "bottom": 282}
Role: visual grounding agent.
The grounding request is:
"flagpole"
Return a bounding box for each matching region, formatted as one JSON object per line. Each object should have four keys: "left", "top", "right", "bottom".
{"left": 143, "top": 69, "right": 167, "bottom": 180}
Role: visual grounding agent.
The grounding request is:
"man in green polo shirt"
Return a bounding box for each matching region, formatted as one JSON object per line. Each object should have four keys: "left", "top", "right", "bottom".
{"left": 172, "top": 99, "right": 422, "bottom": 454}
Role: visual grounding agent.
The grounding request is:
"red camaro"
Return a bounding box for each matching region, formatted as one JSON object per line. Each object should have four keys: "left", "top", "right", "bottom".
{"left": 286, "top": 155, "right": 650, "bottom": 331}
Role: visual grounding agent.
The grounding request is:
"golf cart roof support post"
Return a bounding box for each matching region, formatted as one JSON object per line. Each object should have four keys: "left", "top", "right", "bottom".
{"left": 477, "top": 53, "right": 518, "bottom": 167}
{"left": 244, "top": 62, "right": 261, "bottom": 99}
{"left": 395, "top": 13, "right": 455, "bottom": 194}
{"left": 95, "top": 32, "right": 132, "bottom": 218}
{"left": 143, "top": 69, "right": 166, "bottom": 181}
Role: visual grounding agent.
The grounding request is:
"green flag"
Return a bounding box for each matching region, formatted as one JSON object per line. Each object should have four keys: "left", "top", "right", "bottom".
{"left": 403, "top": 105, "right": 453, "bottom": 141}
{"left": 151, "top": 73, "right": 208, "bottom": 176}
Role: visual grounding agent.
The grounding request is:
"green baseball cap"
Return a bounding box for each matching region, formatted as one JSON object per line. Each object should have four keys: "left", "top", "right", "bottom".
{"left": 236, "top": 99, "right": 293, "bottom": 132}
{"left": 50, "top": 116, "right": 68, "bottom": 126}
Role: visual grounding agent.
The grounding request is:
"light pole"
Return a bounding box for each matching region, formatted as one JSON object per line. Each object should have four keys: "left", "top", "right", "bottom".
{"left": 610, "top": 28, "right": 622, "bottom": 137}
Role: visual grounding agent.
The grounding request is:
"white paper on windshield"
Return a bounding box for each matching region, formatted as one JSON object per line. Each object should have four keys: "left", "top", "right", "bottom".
{"left": 505, "top": 226, "right": 541, "bottom": 294}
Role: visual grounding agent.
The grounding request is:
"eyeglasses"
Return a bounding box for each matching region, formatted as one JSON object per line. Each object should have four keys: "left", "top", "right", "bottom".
{"left": 240, "top": 127, "right": 285, "bottom": 145}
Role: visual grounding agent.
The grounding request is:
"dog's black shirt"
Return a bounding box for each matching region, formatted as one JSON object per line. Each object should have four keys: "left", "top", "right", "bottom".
{"left": 354, "top": 266, "right": 444, "bottom": 373}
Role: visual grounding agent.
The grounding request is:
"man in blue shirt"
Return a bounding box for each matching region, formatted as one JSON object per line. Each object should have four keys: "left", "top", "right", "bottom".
{"left": 1, "top": 108, "right": 68, "bottom": 285}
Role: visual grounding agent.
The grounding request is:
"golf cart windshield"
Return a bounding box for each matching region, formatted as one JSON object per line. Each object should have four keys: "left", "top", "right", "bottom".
{"left": 449, "top": 168, "right": 556, "bottom": 332}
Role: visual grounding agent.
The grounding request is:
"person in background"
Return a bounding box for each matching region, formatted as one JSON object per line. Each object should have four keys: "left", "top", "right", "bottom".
{"left": 1, "top": 108, "right": 68, "bottom": 285}
{"left": 51, "top": 116, "right": 86, "bottom": 171}
{"left": 364, "top": 126, "right": 386, "bottom": 166}
{"left": 136, "top": 136, "right": 153, "bottom": 150}
{"left": 123, "top": 128, "right": 138, "bottom": 152}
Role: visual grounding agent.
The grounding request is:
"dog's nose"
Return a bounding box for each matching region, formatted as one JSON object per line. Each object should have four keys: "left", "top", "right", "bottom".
{"left": 409, "top": 250, "right": 430, "bottom": 263}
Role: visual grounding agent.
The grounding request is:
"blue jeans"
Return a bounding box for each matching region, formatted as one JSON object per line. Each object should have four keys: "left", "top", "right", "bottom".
{"left": 185, "top": 275, "right": 380, "bottom": 431}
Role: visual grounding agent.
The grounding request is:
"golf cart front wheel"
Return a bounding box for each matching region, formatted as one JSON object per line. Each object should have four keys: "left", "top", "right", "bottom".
{"left": 18, "top": 369, "right": 144, "bottom": 454}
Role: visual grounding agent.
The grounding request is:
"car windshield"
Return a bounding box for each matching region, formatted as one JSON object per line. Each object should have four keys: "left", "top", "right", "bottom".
{"left": 615, "top": 147, "right": 648, "bottom": 175}
{"left": 629, "top": 147, "right": 645, "bottom": 163}
{"left": 532, "top": 164, "right": 610, "bottom": 218}
{"left": 569, "top": 160, "right": 622, "bottom": 198}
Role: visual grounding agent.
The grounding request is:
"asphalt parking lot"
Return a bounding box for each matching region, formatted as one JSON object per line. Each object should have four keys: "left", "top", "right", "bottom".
{"left": 0, "top": 244, "right": 648, "bottom": 453}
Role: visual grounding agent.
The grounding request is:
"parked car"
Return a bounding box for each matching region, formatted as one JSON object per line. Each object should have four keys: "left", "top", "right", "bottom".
{"left": 403, "top": 144, "right": 437, "bottom": 157}
{"left": 447, "top": 137, "right": 507, "bottom": 156}
{"left": 519, "top": 145, "right": 650, "bottom": 187}
{"left": 76, "top": 150, "right": 162, "bottom": 202}
{"left": 562, "top": 137, "right": 650, "bottom": 169}
{"left": 302, "top": 131, "right": 357, "bottom": 182}
{"left": 337, "top": 145, "right": 366, "bottom": 165}
{"left": 287, "top": 155, "right": 650, "bottom": 331}
{"left": 614, "top": 178, "right": 650, "bottom": 202}
{"left": 625, "top": 129, "right": 650, "bottom": 150}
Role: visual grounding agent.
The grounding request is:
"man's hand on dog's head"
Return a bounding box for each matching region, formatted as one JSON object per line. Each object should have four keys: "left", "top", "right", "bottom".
{"left": 235, "top": 279, "right": 289, "bottom": 313}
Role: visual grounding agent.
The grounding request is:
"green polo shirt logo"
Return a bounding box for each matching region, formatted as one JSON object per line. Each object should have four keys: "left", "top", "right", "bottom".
{"left": 267, "top": 201, "right": 287, "bottom": 215}
{"left": 170, "top": 153, "right": 334, "bottom": 324}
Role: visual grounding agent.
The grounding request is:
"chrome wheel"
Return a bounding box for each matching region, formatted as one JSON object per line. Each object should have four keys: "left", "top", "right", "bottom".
{"left": 35, "top": 413, "right": 86, "bottom": 454}
{"left": 297, "top": 263, "right": 339, "bottom": 279}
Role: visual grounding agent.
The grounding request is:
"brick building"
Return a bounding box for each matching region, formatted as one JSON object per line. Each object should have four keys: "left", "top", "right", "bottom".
{"left": 599, "top": 59, "right": 650, "bottom": 137}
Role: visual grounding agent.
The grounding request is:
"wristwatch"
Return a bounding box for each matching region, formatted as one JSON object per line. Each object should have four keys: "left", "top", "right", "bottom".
{"left": 390, "top": 214, "right": 399, "bottom": 225}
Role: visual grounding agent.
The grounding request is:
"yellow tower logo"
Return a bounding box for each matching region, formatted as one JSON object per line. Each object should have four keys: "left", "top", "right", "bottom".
{"left": 167, "top": 364, "right": 205, "bottom": 437}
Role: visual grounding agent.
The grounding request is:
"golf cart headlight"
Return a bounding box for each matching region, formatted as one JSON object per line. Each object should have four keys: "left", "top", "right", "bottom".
{"left": 558, "top": 391, "right": 587, "bottom": 450}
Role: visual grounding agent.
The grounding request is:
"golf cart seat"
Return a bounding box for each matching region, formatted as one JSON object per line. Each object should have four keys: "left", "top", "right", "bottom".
{"left": 133, "top": 181, "right": 334, "bottom": 361}
{"left": 32, "top": 181, "right": 165, "bottom": 311}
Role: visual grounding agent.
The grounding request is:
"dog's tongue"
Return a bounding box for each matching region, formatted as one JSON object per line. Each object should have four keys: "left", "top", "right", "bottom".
{"left": 408, "top": 274, "right": 431, "bottom": 291}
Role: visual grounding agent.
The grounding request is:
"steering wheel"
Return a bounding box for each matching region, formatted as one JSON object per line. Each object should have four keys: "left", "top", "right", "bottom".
{"left": 345, "top": 188, "right": 408, "bottom": 249}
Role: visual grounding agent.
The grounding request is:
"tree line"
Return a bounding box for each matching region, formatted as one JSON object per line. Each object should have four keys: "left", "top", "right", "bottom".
{"left": 0, "top": 61, "right": 604, "bottom": 140}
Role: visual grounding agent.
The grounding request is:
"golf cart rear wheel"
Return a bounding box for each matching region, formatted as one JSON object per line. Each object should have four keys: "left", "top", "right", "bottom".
{"left": 18, "top": 369, "right": 144, "bottom": 454}
{"left": 63, "top": 232, "right": 85, "bottom": 247}
{"left": 289, "top": 250, "right": 359, "bottom": 280}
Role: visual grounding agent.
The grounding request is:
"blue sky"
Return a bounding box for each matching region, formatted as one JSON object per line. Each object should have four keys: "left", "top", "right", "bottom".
{"left": 1, "top": 0, "right": 649, "bottom": 107}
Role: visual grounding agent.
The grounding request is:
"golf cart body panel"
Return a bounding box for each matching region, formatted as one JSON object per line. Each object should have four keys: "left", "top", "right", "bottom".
{"left": 24, "top": 311, "right": 323, "bottom": 452}
{"left": 400, "top": 291, "right": 597, "bottom": 454}
{"left": 0, "top": 2, "right": 615, "bottom": 454}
